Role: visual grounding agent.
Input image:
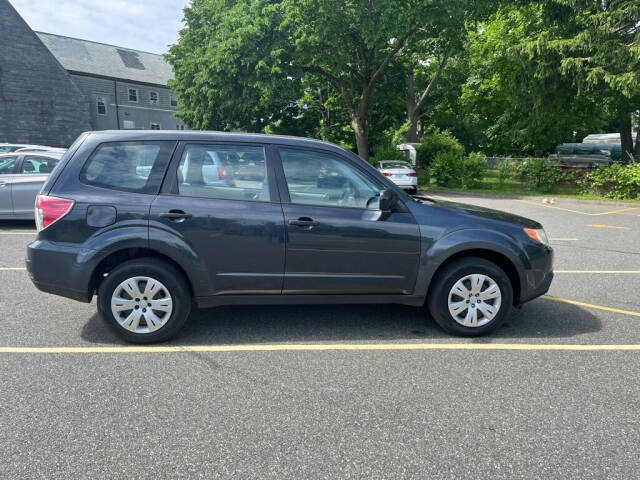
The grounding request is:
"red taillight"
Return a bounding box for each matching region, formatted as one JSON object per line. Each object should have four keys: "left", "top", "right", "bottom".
{"left": 408, "top": 172, "right": 418, "bottom": 177}
{"left": 382, "top": 172, "right": 391, "bottom": 177}
{"left": 217, "top": 167, "right": 227, "bottom": 180}
{"left": 35, "top": 195, "right": 74, "bottom": 232}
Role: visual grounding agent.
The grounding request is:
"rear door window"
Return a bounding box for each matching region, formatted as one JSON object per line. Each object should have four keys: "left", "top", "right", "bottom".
{"left": 176, "top": 144, "right": 270, "bottom": 202}
{"left": 80, "top": 141, "right": 175, "bottom": 193}
{"left": 21, "top": 156, "right": 59, "bottom": 174}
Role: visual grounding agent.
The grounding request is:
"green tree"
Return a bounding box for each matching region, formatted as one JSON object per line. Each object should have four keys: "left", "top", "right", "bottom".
{"left": 543, "top": 0, "right": 640, "bottom": 161}
{"left": 167, "top": 0, "right": 501, "bottom": 160}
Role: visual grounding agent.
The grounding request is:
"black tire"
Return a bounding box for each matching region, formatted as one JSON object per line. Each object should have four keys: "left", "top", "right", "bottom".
{"left": 97, "top": 258, "right": 191, "bottom": 343}
{"left": 409, "top": 186, "right": 418, "bottom": 195}
{"left": 427, "top": 257, "right": 513, "bottom": 336}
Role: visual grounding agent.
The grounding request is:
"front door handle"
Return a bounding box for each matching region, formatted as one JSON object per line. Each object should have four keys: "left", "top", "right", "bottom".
{"left": 160, "top": 210, "right": 192, "bottom": 221}
{"left": 0, "top": 182, "right": 5, "bottom": 188}
{"left": 288, "top": 217, "right": 320, "bottom": 228}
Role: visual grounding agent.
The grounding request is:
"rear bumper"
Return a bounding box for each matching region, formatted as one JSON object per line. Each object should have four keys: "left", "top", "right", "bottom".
{"left": 26, "top": 240, "right": 92, "bottom": 303}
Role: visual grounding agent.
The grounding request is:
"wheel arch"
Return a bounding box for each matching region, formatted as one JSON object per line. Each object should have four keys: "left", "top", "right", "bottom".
{"left": 89, "top": 248, "right": 195, "bottom": 299}
{"left": 428, "top": 248, "right": 521, "bottom": 305}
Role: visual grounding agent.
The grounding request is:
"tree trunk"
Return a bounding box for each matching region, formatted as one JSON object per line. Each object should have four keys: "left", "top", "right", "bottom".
{"left": 351, "top": 116, "right": 370, "bottom": 161}
{"left": 405, "top": 73, "right": 419, "bottom": 143}
{"left": 633, "top": 112, "right": 640, "bottom": 163}
{"left": 620, "top": 114, "right": 634, "bottom": 163}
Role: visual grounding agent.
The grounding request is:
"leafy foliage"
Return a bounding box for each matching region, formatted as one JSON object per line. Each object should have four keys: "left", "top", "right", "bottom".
{"left": 583, "top": 164, "right": 640, "bottom": 199}
{"left": 416, "top": 130, "right": 465, "bottom": 167}
{"left": 429, "top": 152, "right": 485, "bottom": 189}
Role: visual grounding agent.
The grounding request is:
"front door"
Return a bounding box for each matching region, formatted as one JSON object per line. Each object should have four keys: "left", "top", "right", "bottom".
{"left": 0, "top": 156, "right": 19, "bottom": 216}
{"left": 150, "top": 143, "right": 285, "bottom": 296}
{"left": 275, "top": 147, "right": 421, "bottom": 295}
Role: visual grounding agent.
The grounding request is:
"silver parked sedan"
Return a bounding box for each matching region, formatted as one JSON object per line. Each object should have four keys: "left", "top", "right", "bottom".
{"left": 0, "top": 152, "right": 62, "bottom": 219}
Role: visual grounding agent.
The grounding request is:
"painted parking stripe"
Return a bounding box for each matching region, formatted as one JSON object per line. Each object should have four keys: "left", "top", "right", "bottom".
{"left": 517, "top": 200, "right": 640, "bottom": 216}
{"left": 2, "top": 343, "right": 640, "bottom": 354}
{"left": 0, "top": 267, "right": 26, "bottom": 271}
{"left": 543, "top": 295, "right": 640, "bottom": 318}
{"left": 588, "top": 224, "right": 632, "bottom": 230}
{"left": 0, "top": 231, "right": 36, "bottom": 235}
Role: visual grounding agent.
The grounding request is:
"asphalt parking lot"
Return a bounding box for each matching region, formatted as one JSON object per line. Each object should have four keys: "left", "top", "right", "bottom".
{"left": 1, "top": 193, "right": 639, "bottom": 479}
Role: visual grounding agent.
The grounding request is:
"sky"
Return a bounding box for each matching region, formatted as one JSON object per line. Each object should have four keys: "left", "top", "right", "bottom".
{"left": 9, "top": 0, "right": 188, "bottom": 54}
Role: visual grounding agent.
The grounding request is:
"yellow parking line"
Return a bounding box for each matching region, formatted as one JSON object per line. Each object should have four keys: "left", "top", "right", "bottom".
{"left": 0, "top": 267, "right": 26, "bottom": 271}
{"left": 543, "top": 295, "right": 640, "bottom": 317}
{"left": 1, "top": 343, "right": 640, "bottom": 354}
{"left": 0, "top": 232, "right": 36, "bottom": 235}
{"left": 588, "top": 224, "right": 631, "bottom": 230}
{"left": 517, "top": 200, "right": 639, "bottom": 216}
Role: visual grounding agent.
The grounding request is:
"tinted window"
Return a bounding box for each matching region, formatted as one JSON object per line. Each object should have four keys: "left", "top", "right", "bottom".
{"left": 380, "top": 161, "right": 411, "bottom": 169}
{"left": 22, "top": 156, "right": 59, "bottom": 174}
{"left": 0, "top": 146, "right": 14, "bottom": 153}
{"left": 81, "top": 141, "right": 174, "bottom": 194}
{"left": 177, "top": 144, "right": 269, "bottom": 202}
{"left": 280, "top": 148, "right": 380, "bottom": 208}
{"left": 0, "top": 156, "right": 18, "bottom": 174}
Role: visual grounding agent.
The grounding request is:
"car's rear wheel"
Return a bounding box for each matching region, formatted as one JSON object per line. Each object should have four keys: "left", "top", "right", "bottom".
{"left": 427, "top": 257, "right": 512, "bottom": 336}
{"left": 97, "top": 258, "right": 191, "bottom": 343}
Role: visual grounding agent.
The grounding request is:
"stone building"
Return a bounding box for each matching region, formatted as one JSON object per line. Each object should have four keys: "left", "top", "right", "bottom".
{"left": 0, "top": 0, "right": 185, "bottom": 147}
{"left": 0, "top": 0, "right": 91, "bottom": 147}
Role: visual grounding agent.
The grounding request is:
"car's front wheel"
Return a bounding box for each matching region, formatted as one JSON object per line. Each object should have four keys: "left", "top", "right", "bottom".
{"left": 427, "top": 257, "right": 513, "bottom": 336}
{"left": 97, "top": 258, "right": 191, "bottom": 343}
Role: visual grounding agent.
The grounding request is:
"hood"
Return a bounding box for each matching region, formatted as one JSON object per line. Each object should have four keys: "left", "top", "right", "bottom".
{"left": 414, "top": 196, "right": 542, "bottom": 229}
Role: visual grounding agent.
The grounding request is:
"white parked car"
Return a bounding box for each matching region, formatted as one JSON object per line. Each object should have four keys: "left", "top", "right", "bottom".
{"left": 376, "top": 160, "right": 418, "bottom": 194}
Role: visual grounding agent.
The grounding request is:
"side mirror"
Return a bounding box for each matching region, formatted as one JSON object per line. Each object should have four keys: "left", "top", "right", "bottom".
{"left": 378, "top": 189, "right": 398, "bottom": 212}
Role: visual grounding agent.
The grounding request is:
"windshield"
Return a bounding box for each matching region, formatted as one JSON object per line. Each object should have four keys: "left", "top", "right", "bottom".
{"left": 380, "top": 161, "right": 411, "bottom": 169}
{"left": 0, "top": 146, "right": 16, "bottom": 153}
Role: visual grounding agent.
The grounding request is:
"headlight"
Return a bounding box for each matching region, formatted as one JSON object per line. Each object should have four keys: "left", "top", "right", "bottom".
{"left": 524, "top": 227, "right": 549, "bottom": 246}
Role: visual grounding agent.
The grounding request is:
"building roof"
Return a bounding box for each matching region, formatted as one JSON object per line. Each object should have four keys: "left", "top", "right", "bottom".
{"left": 36, "top": 32, "right": 173, "bottom": 87}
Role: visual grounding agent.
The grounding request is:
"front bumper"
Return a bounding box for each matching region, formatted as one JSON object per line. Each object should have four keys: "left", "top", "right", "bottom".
{"left": 518, "top": 246, "right": 554, "bottom": 305}
{"left": 26, "top": 240, "right": 93, "bottom": 303}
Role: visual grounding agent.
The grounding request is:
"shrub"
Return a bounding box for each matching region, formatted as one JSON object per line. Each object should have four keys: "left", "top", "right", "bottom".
{"left": 583, "top": 163, "right": 640, "bottom": 199}
{"left": 416, "top": 130, "right": 464, "bottom": 167}
{"left": 496, "top": 159, "right": 517, "bottom": 186}
{"left": 459, "top": 153, "right": 486, "bottom": 189}
{"left": 429, "top": 152, "right": 485, "bottom": 189}
{"left": 519, "top": 158, "right": 566, "bottom": 192}
{"left": 429, "top": 151, "right": 460, "bottom": 186}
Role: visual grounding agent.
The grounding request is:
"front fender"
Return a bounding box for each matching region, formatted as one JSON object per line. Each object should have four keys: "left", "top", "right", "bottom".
{"left": 413, "top": 228, "right": 528, "bottom": 299}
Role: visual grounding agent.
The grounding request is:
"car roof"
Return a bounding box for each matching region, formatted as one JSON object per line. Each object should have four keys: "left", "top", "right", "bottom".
{"left": 87, "top": 130, "right": 348, "bottom": 153}
{"left": 0, "top": 152, "right": 61, "bottom": 159}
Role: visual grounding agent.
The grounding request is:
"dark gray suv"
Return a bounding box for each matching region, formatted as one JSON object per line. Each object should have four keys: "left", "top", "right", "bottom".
{"left": 27, "top": 131, "right": 553, "bottom": 343}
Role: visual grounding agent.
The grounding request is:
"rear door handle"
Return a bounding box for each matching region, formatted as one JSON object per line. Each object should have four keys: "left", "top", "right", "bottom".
{"left": 288, "top": 217, "right": 319, "bottom": 227}
{"left": 159, "top": 210, "right": 192, "bottom": 221}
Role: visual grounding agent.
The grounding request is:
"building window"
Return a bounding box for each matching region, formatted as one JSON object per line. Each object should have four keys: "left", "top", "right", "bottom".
{"left": 177, "top": 124, "right": 185, "bottom": 130}
{"left": 170, "top": 94, "right": 178, "bottom": 107}
{"left": 151, "top": 123, "right": 161, "bottom": 130}
{"left": 128, "top": 88, "right": 138, "bottom": 102}
{"left": 123, "top": 120, "right": 135, "bottom": 129}
{"left": 149, "top": 91, "right": 159, "bottom": 105}
{"left": 96, "top": 96, "right": 107, "bottom": 115}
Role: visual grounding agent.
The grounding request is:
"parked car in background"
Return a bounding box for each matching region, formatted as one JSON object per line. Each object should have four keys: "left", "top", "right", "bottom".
{"left": 0, "top": 152, "right": 61, "bottom": 219}
{"left": 376, "top": 160, "right": 418, "bottom": 194}
{"left": 15, "top": 146, "right": 66, "bottom": 154}
{"left": 0, "top": 143, "right": 63, "bottom": 154}
{"left": 27, "top": 131, "right": 553, "bottom": 343}
{"left": 549, "top": 142, "right": 623, "bottom": 168}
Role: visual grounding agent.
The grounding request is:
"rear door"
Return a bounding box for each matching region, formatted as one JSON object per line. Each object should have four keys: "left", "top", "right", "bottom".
{"left": 275, "top": 146, "right": 421, "bottom": 294}
{"left": 11, "top": 156, "right": 56, "bottom": 216}
{"left": 150, "top": 142, "right": 285, "bottom": 296}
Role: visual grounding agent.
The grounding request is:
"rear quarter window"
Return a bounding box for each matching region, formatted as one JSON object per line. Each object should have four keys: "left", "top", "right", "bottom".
{"left": 80, "top": 141, "right": 175, "bottom": 194}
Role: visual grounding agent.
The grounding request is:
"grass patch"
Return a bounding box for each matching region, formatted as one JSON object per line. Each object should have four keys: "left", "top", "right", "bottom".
{"left": 418, "top": 169, "right": 640, "bottom": 203}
